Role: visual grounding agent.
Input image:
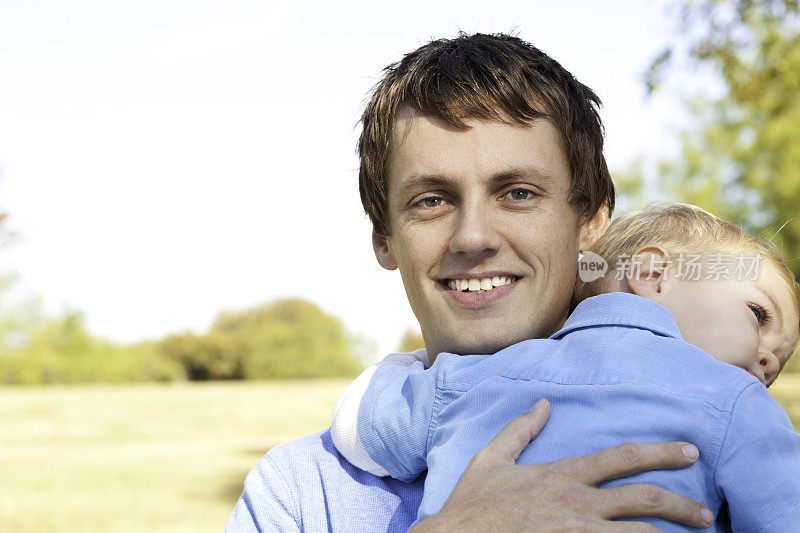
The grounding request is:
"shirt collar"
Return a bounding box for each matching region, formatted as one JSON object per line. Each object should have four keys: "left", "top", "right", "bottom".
{"left": 550, "top": 292, "right": 684, "bottom": 341}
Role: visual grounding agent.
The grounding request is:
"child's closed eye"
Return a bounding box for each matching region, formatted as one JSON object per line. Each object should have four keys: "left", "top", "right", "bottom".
{"left": 748, "top": 303, "right": 771, "bottom": 326}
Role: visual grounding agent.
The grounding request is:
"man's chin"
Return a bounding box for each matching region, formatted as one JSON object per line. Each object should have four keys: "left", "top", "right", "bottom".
{"left": 440, "top": 334, "right": 529, "bottom": 357}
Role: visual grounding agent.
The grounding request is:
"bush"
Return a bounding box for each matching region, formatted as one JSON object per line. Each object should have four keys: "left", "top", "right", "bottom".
{"left": 0, "top": 281, "right": 364, "bottom": 383}
{"left": 211, "top": 298, "right": 363, "bottom": 379}
{"left": 0, "top": 312, "right": 184, "bottom": 385}
{"left": 159, "top": 331, "right": 244, "bottom": 380}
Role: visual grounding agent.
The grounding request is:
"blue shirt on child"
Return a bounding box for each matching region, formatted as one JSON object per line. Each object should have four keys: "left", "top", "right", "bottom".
{"left": 357, "top": 293, "right": 800, "bottom": 531}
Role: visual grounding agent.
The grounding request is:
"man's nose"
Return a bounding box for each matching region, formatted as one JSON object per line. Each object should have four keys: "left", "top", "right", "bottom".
{"left": 448, "top": 201, "right": 503, "bottom": 257}
{"left": 758, "top": 350, "right": 781, "bottom": 386}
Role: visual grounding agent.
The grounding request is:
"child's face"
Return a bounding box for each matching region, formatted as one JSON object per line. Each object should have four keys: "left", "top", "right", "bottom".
{"left": 656, "top": 259, "right": 799, "bottom": 387}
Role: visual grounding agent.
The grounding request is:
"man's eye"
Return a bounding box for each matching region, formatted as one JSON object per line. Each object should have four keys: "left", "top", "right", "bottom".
{"left": 420, "top": 197, "right": 443, "bottom": 208}
{"left": 507, "top": 189, "right": 533, "bottom": 200}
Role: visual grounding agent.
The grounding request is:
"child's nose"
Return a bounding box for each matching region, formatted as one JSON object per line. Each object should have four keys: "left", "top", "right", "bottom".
{"left": 758, "top": 350, "right": 781, "bottom": 386}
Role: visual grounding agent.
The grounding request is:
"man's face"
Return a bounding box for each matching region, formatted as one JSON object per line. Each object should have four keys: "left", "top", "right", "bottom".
{"left": 373, "top": 108, "right": 605, "bottom": 359}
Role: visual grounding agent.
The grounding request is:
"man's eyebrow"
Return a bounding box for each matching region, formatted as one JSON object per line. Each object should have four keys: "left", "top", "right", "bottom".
{"left": 398, "top": 174, "right": 459, "bottom": 192}
{"left": 399, "top": 165, "right": 558, "bottom": 192}
{"left": 487, "top": 165, "right": 557, "bottom": 189}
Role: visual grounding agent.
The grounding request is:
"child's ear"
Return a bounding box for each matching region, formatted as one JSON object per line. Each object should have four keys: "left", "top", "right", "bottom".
{"left": 372, "top": 230, "right": 398, "bottom": 271}
{"left": 626, "top": 246, "right": 670, "bottom": 299}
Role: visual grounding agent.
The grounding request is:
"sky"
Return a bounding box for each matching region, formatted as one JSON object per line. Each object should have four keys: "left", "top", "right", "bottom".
{"left": 0, "top": 0, "right": 689, "bottom": 360}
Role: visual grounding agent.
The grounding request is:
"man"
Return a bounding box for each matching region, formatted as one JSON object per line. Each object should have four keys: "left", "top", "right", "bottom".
{"left": 227, "top": 33, "right": 713, "bottom": 531}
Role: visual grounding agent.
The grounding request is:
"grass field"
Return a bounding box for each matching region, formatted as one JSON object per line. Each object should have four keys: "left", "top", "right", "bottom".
{"left": 0, "top": 379, "right": 352, "bottom": 533}
{"left": 2, "top": 375, "right": 800, "bottom": 532}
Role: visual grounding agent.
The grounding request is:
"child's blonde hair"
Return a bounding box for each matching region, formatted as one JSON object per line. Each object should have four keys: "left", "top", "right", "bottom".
{"left": 575, "top": 204, "right": 800, "bottom": 325}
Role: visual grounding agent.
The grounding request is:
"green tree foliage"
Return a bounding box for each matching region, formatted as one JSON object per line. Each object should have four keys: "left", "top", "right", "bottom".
{"left": 0, "top": 265, "right": 361, "bottom": 382}
{"left": 645, "top": 0, "right": 800, "bottom": 277}
{"left": 0, "top": 213, "right": 182, "bottom": 384}
{"left": 212, "top": 298, "right": 363, "bottom": 379}
{"left": 161, "top": 298, "right": 364, "bottom": 380}
{"left": 0, "top": 305, "right": 181, "bottom": 385}
{"left": 641, "top": 0, "right": 800, "bottom": 371}
{"left": 160, "top": 331, "right": 244, "bottom": 380}
{"left": 398, "top": 328, "right": 425, "bottom": 353}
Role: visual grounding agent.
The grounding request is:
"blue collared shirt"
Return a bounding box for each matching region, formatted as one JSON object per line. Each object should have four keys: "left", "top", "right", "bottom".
{"left": 357, "top": 293, "right": 800, "bottom": 531}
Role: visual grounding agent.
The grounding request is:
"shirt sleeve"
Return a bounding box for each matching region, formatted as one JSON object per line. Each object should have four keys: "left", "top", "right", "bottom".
{"left": 330, "top": 350, "right": 430, "bottom": 477}
{"left": 225, "top": 454, "right": 300, "bottom": 532}
{"left": 357, "top": 354, "right": 443, "bottom": 483}
{"left": 715, "top": 382, "right": 800, "bottom": 531}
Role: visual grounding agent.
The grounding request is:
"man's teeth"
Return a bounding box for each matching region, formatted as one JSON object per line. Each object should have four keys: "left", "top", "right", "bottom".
{"left": 447, "top": 276, "right": 515, "bottom": 292}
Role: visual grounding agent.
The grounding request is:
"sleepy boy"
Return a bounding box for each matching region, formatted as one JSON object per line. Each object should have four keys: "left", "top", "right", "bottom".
{"left": 332, "top": 204, "right": 800, "bottom": 531}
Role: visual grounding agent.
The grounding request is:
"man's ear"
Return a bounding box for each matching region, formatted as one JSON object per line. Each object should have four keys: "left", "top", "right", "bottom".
{"left": 579, "top": 202, "right": 611, "bottom": 252}
{"left": 626, "top": 246, "right": 669, "bottom": 298}
{"left": 372, "top": 230, "right": 398, "bottom": 271}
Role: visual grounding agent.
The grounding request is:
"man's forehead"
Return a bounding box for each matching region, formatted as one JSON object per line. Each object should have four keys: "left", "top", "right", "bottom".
{"left": 388, "top": 109, "right": 564, "bottom": 172}
{"left": 390, "top": 107, "right": 464, "bottom": 148}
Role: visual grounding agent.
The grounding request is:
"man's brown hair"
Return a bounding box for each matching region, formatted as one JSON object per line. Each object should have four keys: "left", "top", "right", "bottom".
{"left": 358, "top": 32, "right": 615, "bottom": 236}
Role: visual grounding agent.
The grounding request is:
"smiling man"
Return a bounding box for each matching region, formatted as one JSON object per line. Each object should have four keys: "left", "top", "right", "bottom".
{"left": 227, "top": 33, "right": 712, "bottom": 531}
{"left": 373, "top": 110, "right": 602, "bottom": 359}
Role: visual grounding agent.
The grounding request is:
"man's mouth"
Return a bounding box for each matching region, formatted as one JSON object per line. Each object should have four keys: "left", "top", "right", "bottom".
{"left": 444, "top": 276, "right": 518, "bottom": 294}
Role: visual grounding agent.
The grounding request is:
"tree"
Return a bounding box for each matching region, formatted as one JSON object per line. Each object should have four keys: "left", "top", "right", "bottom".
{"left": 644, "top": 0, "right": 800, "bottom": 276}
{"left": 209, "top": 298, "right": 363, "bottom": 379}
{"left": 160, "top": 331, "right": 244, "bottom": 380}
{"left": 0, "top": 306, "right": 182, "bottom": 385}
{"left": 642, "top": 0, "right": 800, "bottom": 370}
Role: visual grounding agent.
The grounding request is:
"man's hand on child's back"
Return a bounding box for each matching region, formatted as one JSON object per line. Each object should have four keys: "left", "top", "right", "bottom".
{"left": 411, "top": 399, "right": 714, "bottom": 532}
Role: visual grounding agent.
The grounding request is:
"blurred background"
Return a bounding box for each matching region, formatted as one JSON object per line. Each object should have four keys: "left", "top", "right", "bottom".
{"left": 1, "top": 0, "right": 799, "bottom": 531}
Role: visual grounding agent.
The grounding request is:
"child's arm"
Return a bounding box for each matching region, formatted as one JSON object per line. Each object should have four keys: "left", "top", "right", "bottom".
{"left": 716, "top": 382, "right": 800, "bottom": 531}
{"left": 330, "top": 350, "right": 433, "bottom": 479}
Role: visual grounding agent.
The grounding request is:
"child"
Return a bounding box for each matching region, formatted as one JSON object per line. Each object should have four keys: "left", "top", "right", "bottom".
{"left": 331, "top": 204, "right": 800, "bottom": 532}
